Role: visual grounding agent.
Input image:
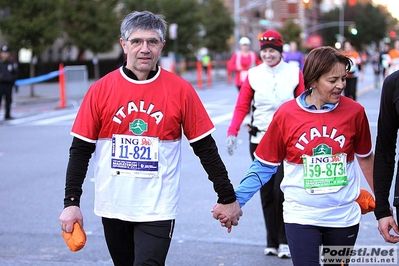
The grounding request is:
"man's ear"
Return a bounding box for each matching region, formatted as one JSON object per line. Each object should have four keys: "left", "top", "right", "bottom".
{"left": 120, "top": 38, "right": 128, "bottom": 54}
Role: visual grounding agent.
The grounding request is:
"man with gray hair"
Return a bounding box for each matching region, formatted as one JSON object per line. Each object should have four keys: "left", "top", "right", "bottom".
{"left": 59, "top": 10, "right": 242, "bottom": 266}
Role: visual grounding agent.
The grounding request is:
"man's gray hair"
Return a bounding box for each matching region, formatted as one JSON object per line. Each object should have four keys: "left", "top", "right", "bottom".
{"left": 120, "top": 11, "right": 167, "bottom": 41}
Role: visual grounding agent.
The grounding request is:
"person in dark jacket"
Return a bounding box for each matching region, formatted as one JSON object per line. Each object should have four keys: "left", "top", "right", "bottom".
{"left": 0, "top": 45, "right": 18, "bottom": 120}
{"left": 374, "top": 69, "right": 399, "bottom": 244}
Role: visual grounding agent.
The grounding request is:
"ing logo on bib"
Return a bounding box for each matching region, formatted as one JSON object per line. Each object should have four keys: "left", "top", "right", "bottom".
{"left": 129, "top": 119, "right": 148, "bottom": 135}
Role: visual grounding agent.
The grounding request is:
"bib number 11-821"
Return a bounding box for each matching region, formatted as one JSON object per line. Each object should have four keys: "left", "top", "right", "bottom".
{"left": 111, "top": 134, "right": 159, "bottom": 178}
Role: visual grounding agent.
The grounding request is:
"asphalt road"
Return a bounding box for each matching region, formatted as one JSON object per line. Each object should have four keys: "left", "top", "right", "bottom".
{"left": 0, "top": 63, "right": 396, "bottom": 266}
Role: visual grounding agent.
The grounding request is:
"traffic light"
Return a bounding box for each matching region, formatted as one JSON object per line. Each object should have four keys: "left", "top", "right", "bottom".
{"left": 348, "top": 24, "right": 358, "bottom": 35}
{"left": 348, "top": 0, "right": 357, "bottom": 6}
{"left": 390, "top": 31, "right": 396, "bottom": 38}
{"left": 303, "top": 0, "right": 311, "bottom": 9}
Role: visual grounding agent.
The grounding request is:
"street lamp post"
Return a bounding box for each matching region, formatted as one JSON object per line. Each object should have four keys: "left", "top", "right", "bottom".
{"left": 339, "top": 2, "right": 345, "bottom": 43}
{"left": 234, "top": 0, "right": 240, "bottom": 51}
{"left": 169, "top": 23, "right": 178, "bottom": 72}
{"left": 265, "top": 0, "right": 274, "bottom": 29}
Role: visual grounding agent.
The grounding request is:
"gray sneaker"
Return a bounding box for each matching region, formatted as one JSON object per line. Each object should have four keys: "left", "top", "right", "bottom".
{"left": 277, "top": 244, "right": 291, "bottom": 258}
{"left": 264, "top": 247, "right": 278, "bottom": 256}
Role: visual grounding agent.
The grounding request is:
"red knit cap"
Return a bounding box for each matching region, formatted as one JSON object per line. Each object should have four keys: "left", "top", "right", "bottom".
{"left": 259, "top": 30, "right": 283, "bottom": 53}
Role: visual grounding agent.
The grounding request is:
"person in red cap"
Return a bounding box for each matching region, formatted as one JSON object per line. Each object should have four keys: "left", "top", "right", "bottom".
{"left": 224, "top": 29, "right": 305, "bottom": 259}
{"left": 227, "top": 37, "right": 262, "bottom": 91}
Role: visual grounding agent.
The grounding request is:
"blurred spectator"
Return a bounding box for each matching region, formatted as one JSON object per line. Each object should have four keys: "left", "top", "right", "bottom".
{"left": 0, "top": 45, "right": 18, "bottom": 121}
{"left": 380, "top": 43, "right": 390, "bottom": 79}
{"left": 227, "top": 37, "right": 261, "bottom": 91}
{"left": 341, "top": 41, "right": 362, "bottom": 101}
{"left": 202, "top": 54, "right": 211, "bottom": 74}
{"left": 387, "top": 39, "right": 399, "bottom": 76}
{"left": 283, "top": 41, "right": 304, "bottom": 70}
{"left": 371, "top": 49, "right": 381, "bottom": 88}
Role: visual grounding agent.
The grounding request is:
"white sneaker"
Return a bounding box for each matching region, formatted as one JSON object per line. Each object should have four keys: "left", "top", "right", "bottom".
{"left": 278, "top": 244, "right": 291, "bottom": 258}
{"left": 264, "top": 247, "right": 278, "bottom": 256}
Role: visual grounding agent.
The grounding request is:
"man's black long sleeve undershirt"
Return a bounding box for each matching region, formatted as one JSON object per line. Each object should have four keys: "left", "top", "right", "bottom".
{"left": 64, "top": 135, "right": 236, "bottom": 208}
{"left": 190, "top": 135, "right": 236, "bottom": 204}
{"left": 64, "top": 137, "right": 95, "bottom": 208}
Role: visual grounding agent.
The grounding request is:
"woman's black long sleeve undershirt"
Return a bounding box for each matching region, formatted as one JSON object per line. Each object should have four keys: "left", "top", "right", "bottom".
{"left": 64, "top": 135, "right": 236, "bottom": 208}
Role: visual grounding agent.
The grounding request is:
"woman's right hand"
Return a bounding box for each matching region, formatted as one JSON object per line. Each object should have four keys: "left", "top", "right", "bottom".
{"left": 226, "top": 135, "right": 237, "bottom": 156}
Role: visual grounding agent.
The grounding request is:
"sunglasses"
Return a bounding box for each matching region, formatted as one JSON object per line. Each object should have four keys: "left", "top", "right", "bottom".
{"left": 259, "top": 37, "right": 280, "bottom": 42}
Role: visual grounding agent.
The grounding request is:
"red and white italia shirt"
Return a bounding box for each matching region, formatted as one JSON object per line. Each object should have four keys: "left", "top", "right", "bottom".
{"left": 254, "top": 96, "right": 372, "bottom": 227}
{"left": 71, "top": 66, "right": 214, "bottom": 222}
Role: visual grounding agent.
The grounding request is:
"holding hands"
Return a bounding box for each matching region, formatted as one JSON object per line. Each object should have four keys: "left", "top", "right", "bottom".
{"left": 212, "top": 200, "right": 243, "bottom": 233}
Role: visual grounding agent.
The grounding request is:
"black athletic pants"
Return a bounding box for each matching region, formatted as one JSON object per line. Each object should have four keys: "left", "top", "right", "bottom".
{"left": 250, "top": 142, "right": 287, "bottom": 249}
{"left": 102, "top": 218, "right": 175, "bottom": 266}
{"left": 344, "top": 77, "right": 358, "bottom": 101}
{"left": 0, "top": 84, "right": 13, "bottom": 119}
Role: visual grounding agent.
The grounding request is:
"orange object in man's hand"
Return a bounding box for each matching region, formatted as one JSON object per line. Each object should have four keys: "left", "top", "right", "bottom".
{"left": 62, "top": 222, "right": 86, "bottom": 252}
{"left": 355, "top": 189, "right": 375, "bottom": 214}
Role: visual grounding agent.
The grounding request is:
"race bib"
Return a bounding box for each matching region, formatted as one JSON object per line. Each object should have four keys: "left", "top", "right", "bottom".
{"left": 111, "top": 134, "right": 159, "bottom": 178}
{"left": 302, "top": 153, "right": 348, "bottom": 194}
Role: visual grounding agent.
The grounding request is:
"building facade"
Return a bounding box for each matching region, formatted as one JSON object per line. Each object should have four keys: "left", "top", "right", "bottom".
{"left": 222, "top": 0, "right": 375, "bottom": 50}
{"left": 223, "top": 0, "right": 304, "bottom": 50}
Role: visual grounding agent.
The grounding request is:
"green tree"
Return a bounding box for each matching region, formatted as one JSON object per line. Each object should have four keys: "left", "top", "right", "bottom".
{"left": 61, "top": 0, "right": 120, "bottom": 79}
{"left": 320, "top": 3, "right": 386, "bottom": 49}
{"left": 119, "top": 0, "right": 233, "bottom": 60}
{"left": 278, "top": 19, "right": 303, "bottom": 50}
{"left": 0, "top": 0, "right": 62, "bottom": 96}
{"left": 374, "top": 3, "right": 398, "bottom": 42}
{"left": 199, "top": 0, "right": 234, "bottom": 55}
{"left": 120, "top": 0, "right": 202, "bottom": 59}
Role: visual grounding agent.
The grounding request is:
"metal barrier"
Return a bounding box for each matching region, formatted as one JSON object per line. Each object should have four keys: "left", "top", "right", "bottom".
{"left": 182, "top": 60, "right": 230, "bottom": 89}
{"left": 64, "top": 65, "right": 88, "bottom": 99}
{"left": 15, "top": 64, "right": 89, "bottom": 108}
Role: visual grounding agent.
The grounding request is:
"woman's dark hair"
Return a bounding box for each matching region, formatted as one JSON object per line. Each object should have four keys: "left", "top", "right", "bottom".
{"left": 303, "top": 46, "right": 352, "bottom": 91}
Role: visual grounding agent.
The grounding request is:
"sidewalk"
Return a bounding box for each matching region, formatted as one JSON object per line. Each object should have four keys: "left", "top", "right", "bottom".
{"left": 11, "top": 69, "right": 224, "bottom": 107}
{"left": 10, "top": 63, "right": 377, "bottom": 116}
